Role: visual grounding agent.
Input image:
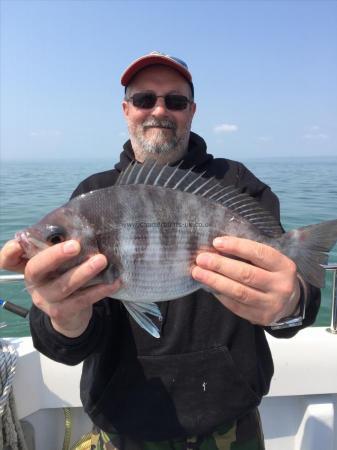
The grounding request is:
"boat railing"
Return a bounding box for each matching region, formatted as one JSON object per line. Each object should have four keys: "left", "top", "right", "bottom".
{"left": 1, "top": 264, "right": 337, "bottom": 333}
{"left": 321, "top": 263, "right": 337, "bottom": 334}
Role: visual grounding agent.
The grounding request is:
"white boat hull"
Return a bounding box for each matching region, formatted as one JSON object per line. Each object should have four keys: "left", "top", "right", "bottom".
{"left": 9, "top": 327, "right": 337, "bottom": 450}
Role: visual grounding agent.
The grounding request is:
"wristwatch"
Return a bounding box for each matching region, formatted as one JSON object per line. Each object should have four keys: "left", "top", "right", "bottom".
{"left": 270, "top": 275, "right": 307, "bottom": 330}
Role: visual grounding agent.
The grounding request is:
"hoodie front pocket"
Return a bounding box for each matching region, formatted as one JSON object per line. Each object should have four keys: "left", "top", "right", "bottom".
{"left": 90, "top": 344, "right": 261, "bottom": 440}
{"left": 138, "top": 345, "right": 260, "bottom": 433}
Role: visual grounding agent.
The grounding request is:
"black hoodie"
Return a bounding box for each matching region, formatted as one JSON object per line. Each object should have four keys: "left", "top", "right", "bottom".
{"left": 29, "top": 133, "right": 320, "bottom": 440}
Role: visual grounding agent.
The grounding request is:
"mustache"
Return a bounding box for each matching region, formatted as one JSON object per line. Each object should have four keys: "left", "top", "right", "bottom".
{"left": 142, "top": 118, "right": 177, "bottom": 131}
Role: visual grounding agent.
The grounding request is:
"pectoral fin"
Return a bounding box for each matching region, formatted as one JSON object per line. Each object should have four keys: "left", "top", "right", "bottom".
{"left": 122, "top": 301, "right": 162, "bottom": 338}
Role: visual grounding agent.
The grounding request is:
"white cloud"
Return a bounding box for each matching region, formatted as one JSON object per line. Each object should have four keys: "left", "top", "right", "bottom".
{"left": 303, "top": 133, "right": 328, "bottom": 140}
{"left": 257, "top": 136, "right": 272, "bottom": 142}
{"left": 302, "top": 126, "right": 329, "bottom": 140}
{"left": 213, "top": 123, "right": 239, "bottom": 134}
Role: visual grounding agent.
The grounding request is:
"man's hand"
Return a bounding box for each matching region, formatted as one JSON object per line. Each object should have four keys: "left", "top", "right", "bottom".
{"left": 191, "top": 236, "right": 300, "bottom": 326}
{"left": 0, "top": 239, "right": 120, "bottom": 338}
{"left": 0, "top": 239, "right": 28, "bottom": 273}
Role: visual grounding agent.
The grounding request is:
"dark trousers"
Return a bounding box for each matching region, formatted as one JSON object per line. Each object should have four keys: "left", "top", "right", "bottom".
{"left": 87, "top": 409, "right": 265, "bottom": 450}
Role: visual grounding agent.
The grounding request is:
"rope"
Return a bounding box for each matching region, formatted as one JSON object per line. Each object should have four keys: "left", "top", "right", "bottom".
{"left": 0, "top": 341, "right": 17, "bottom": 416}
{"left": 70, "top": 432, "right": 92, "bottom": 450}
{"left": 62, "top": 407, "right": 72, "bottom": 450}
{"left": 0, "top": 339, "right": 28, "bottom": 450}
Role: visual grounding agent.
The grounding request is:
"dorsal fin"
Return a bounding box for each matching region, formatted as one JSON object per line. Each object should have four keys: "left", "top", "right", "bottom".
{"left": 116, "top": 161, "right": 283, "bottom": 237}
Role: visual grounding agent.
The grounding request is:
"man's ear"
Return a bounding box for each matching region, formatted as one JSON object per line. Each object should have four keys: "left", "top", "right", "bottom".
{"left": 191, "top": 102, "right": 197, "bottom": 117}
{"left": 122, "top": 100, "right": 129, "bottom": 117}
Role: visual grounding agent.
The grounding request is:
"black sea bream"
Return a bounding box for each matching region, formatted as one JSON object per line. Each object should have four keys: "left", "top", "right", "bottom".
{"left": 16, "top": 162, "right": 337, "bottom": 337}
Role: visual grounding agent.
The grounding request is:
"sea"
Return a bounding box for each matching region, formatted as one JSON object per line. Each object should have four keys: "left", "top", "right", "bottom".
{"left": 0, "top": 156, "right": 336, "bottom": 338}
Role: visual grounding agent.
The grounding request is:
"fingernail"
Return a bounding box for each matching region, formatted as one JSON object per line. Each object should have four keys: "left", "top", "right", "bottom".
{"left": 191, "top": 266, "right": 203, "bottom": 280}
{"left": 213, "top": 237, "right": 228, "bottom": 247}
{"left": 90, "top": 255, "right": 106, "bottom": 271}
{"left": 63, "top": 240, "right": 80, "bottom": 254}
{"left": 9, "top": 240, "right": 20, "bottom": 248}
{"left": 196, "top": 253, "right": 211, "bottom": 265}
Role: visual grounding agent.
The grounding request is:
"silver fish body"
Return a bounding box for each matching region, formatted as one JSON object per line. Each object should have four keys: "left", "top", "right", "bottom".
{"left": 68, "top": 184, "right": 267, "bottom": 302}
{"left": 15, "top": 162, "right": 337, "bottom": 337}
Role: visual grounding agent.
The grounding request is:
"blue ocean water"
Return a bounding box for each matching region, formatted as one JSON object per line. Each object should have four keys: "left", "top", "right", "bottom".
{"left": 0, "top": 157, "right": 336, "bottom": 337}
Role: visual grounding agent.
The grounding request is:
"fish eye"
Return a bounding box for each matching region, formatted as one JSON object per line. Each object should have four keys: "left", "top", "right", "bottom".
{"left": 46, "top": 226, "right": 66, "bottom": 245}
{"left": 48, "top": 234, "right": 65, "bottom": 245}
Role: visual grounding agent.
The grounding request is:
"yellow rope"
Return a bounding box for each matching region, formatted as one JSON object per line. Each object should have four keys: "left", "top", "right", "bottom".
{"left": 62, "top": 406, "right": 98, "bottom": 450}
{"left": 70, "top": 432, "right": 92, "bottom": 450}
{"left": 62, "top": 407, "right": 72, "bottom": 450}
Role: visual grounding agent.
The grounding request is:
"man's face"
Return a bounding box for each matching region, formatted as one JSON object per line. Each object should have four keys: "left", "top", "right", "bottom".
{"left": 122, "top": 65, "right": 196, "bottom": 161}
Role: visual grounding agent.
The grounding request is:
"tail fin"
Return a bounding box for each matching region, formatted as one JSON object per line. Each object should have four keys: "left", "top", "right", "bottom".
{"left": 280, "top": 219, "right": 337, "bottom": 288}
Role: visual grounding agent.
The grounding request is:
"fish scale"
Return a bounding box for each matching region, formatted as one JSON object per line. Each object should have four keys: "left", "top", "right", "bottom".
{"left": 15, "top": 161, "right": 337, "bottom": 338}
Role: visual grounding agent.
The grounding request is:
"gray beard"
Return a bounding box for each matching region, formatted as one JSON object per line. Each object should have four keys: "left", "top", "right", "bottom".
{"left": 131, "top": 118, "right": 190, "bottom": 156}
{"left": 136, "top": 130, "right": 179, "bottom": 155}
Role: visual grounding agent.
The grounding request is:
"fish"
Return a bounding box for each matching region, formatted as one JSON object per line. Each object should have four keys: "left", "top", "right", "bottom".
{"left": 15, "top": 161, "right": 337, "bottom": 338}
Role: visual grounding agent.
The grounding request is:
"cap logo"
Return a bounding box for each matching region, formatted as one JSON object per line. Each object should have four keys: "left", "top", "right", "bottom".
{"left": 149, "top": 51, "right": 189, "bottom": 69}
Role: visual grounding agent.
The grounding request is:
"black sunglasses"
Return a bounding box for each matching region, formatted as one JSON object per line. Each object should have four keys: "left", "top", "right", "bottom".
{"left": 127, "top": 92, "right": 193, "bottom": 111}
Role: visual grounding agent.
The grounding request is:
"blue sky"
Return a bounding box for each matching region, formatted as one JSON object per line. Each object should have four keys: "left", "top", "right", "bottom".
{"left": 1, "top": 0, "right": 336, "bottom": 160}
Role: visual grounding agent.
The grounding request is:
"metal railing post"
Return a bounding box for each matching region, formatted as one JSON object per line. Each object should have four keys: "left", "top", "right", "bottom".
{"left": 0, "top": 274, "right": 25, "bottom": 283}
{"left": 326, "top": 265, "right": 337, "bottom": 334}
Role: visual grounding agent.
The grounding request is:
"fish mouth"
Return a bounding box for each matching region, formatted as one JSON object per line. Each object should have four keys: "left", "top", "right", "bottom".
{"left": 15, "top": 231, "right": 48, "bottom": 258}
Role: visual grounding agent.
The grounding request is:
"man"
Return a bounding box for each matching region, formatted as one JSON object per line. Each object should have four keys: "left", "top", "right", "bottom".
{"left": 0, "top": 52, "right": 320, "bottom": 450}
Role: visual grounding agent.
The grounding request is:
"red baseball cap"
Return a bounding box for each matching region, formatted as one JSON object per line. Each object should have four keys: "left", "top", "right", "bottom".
{"left": 121, "top": 51, "right": 193, "bottom": 89}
